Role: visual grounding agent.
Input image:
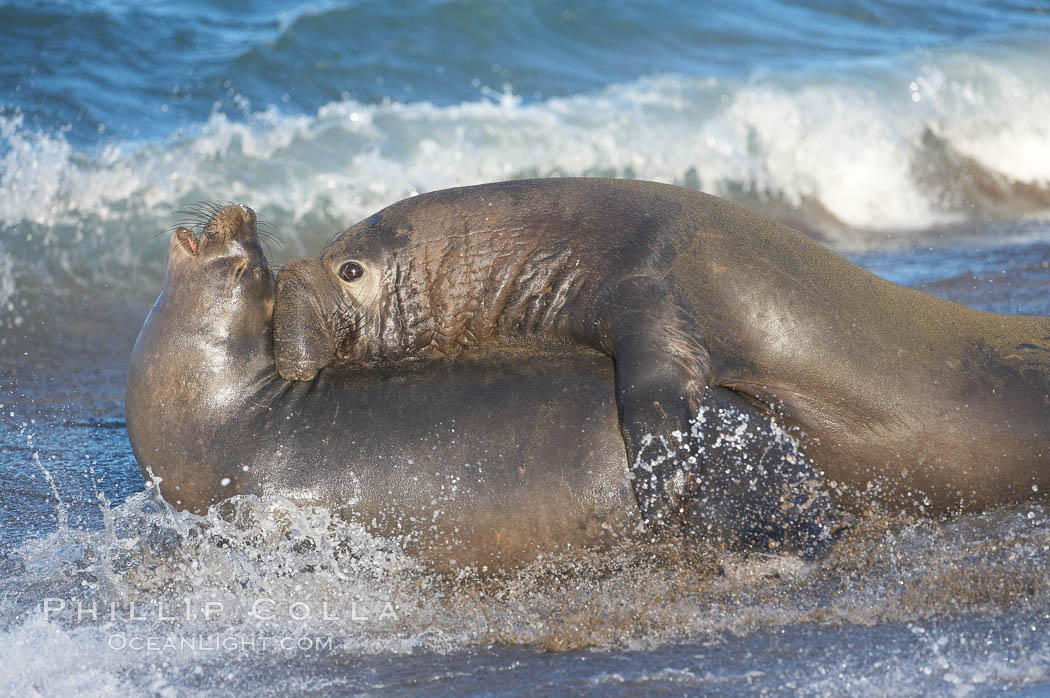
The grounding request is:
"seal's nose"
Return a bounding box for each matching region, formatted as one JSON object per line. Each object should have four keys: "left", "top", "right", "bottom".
{"left": 170, "top": 203, "right": 267, "bottom": 264}
{"left": 205, "top": 204, "right": 257, "bottom": 245}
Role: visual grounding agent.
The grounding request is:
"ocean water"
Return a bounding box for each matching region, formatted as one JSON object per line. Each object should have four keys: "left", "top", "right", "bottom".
{"left": 3, "top": 1, "right": 1050, "bottom": 694}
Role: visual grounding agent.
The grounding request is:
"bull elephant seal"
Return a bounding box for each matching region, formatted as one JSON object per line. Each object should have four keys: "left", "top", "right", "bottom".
{"left": 124, "top": 203, "right": 843, "bottom": 572}
{"left": 272, "top": 178, "right": 1050, "bottom": 517}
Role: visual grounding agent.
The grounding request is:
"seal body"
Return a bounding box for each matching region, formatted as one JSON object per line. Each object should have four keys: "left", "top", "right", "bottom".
{"left": 126, "top": 204, "right": 839, "bottom": 571}
{"left": 273, "top": 178, "right": 1050, "bottom": 514}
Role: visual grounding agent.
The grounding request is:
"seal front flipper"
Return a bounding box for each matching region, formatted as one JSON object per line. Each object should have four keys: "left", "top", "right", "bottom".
{"left": 604, "top": 276, "right": 711, "bottom": 530}
{"left": 606, "top": 277, "right": 848, "bottom": 557}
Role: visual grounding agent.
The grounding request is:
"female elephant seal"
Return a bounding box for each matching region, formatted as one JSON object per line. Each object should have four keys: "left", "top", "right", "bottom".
{"left": 273, "top": 178, "right": 1050, "bottom": 519}
{"left": 125, "top": 203, "right": 842, "bottom": 571}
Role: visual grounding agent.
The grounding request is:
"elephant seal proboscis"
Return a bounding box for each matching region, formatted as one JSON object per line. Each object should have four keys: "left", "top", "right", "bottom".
{"left": 271, "top": 178, "right": 1050, "bottom": 520}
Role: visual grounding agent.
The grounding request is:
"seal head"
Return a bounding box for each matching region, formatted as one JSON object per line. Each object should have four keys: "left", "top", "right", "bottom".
{"left": 125, "top": 204, "right": 275, "bottom": 507}
{"left": 272, "top": 238, "right": 390, "bottom": 381}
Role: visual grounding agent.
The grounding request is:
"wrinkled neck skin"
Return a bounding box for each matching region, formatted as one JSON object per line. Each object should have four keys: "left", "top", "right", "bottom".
{"left": 332, "top": 196, "right": 619, "bottom": 367}
{"left": 409, "top": 231, "right": 597, "bottom": 357}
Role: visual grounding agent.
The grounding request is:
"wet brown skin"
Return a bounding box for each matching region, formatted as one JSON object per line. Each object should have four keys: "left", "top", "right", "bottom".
{"left": 125, "top": 204, "right": 842, "bottom": 571}
{"left": 274, "top": 178, "right": 1050, "bottom": 515}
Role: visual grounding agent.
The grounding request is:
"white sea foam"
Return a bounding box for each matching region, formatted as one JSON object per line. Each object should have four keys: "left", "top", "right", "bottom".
{"left": 930, "top": 48, "right": 1050, "bottom": 184}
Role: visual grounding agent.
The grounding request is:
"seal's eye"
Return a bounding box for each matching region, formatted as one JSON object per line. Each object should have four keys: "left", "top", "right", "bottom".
{"left": 339, "top": 261, "right": 364, "bottom": 282}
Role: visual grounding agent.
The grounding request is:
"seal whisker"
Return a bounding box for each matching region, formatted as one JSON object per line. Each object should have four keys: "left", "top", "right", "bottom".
{"left": 257, "top": 229, "right": 285, "bottom": 250}
{"left": 257, "top": 219, "right": 280, "bottom": 234}
{"left": 173, "top": 206, "right": 211, "bottom": 219}
{"left": 180, "top": 201, "right": 218, "bottom": 217}
{"left": 171, "top": 215, "right": 210, "bottom": 228}
{"left": 152, "top": 224, "right": 184, "bottom": 242}
{"left": 331, "top": 290, "right": 375, "bottom": 351}
{"left": 188, "top": 201, "right": 226, "bottom": 220}
{"left": 258, "top": 234, "right": 285, "bottom": 251}
{"left": 252, "top": 221, "right": 283, "bottom": 259}
{"left": 174, "top": 204, "right": 218, "bottom": 229}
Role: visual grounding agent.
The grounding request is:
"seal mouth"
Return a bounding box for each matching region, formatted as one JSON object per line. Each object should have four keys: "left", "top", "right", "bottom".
{"left": 175, "top": 226, "right": 202, "bottom": 255}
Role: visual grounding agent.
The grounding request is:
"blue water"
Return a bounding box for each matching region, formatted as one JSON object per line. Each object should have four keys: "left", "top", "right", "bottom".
{"left": 3, "top": 1, "right": 1050, "bottom": 695}
{"left": 5, "top": 1, "right": 1050, "bottom": 146}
